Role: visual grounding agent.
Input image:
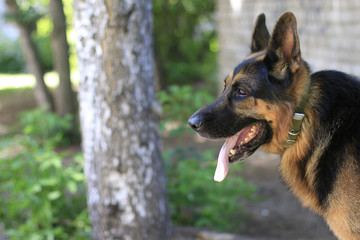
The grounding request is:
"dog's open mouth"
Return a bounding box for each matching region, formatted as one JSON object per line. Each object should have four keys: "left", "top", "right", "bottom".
{"left": 214, "top": 121, "right": 270, "bottom": 182}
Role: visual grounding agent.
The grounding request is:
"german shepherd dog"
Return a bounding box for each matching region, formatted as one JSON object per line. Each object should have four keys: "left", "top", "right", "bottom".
{"left": 188, "top": 12, "right": 360, "bottom": 240}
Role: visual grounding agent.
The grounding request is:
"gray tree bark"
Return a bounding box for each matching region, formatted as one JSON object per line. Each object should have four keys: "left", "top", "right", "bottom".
{"left": 49, "top": 0, "right": 76, "bottom": 117}
{"left": 5, "top": 0, "right": 55, "bottom": 111}
{"left": 74, "top": 1, "right": 171, "bottom": 239}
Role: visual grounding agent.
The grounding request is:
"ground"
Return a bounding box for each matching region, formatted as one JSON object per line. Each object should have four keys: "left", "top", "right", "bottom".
{"left": 0, "top": 90, "right": 337, "bottom": 240}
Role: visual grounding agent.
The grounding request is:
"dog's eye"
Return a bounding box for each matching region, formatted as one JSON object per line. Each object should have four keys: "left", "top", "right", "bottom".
{"left": 235, "top": 87, "right": 248, "bottom": 97}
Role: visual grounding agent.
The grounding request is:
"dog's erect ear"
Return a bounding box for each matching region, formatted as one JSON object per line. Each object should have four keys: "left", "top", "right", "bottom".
{"left": 251, "top": 13, "right": 270, "bottom": 53}
{"left": 265, "top": 12, "right": 301, "bottom": 78}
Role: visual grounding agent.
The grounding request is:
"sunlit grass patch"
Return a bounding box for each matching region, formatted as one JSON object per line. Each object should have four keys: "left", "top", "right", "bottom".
{"left": 0, "top": 70, "right": 79, "bottom": 90}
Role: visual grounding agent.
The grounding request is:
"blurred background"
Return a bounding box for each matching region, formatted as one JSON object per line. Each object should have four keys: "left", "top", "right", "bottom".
{"left": 0, "top": 0, "right": 358, "bottom": 239}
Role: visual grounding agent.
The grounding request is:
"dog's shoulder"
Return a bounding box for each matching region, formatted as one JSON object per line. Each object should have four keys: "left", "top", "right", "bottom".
{"left": 310, "top": 70, "right": 360, "bottom": 126}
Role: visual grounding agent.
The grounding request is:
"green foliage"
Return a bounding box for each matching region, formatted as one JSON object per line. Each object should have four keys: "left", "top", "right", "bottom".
{"left": 164, "top": 148, "right": 256, "bottom": 232}
{"left": 33, "top": 34, "right": 54, "bottom": 72}
{"left": 0, "top": 35, "right": 26, "bottom": 73}
{"left": 2, "top": 0, "right": 53, "bottom": 73}
{"left": 153, "top": 0, "right": 217, "bottom": 87}
{"left": 0, "top": 108, "right": 90, "bottom": 239}
{"left": 4, "top": 4, "right": 44, "bottom": 27}
{"left": 0, "top": 34, "right": 53, "bottom": 73}
{"left": 19, "top": 108, "right": 76, "bottom": 146}
{"left": 158, "top": 85, "right": 215, "bottom": 136}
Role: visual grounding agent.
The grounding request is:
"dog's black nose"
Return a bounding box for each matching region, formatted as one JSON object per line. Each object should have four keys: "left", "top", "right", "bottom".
{"left": 188, "top": 114, "right": 203, "bottom": 132}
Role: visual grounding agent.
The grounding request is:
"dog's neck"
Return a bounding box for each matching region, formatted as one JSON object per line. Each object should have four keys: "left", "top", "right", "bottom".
{"left": 284, "top": 61, "right": 311, "bottom": 147}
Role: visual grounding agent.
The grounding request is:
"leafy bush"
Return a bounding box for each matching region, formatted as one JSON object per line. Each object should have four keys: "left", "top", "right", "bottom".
{"left": 154, "top": 0, "right": 217, "bottom": 87}
{"left": 0, "top": 33, "right": 53, "bottom": 74}
{"left": 0, "top": 109, "right": 90, "bottom": 239}
{"left": 158, "top": 85, "right": 215, "bottom": 136}
{"left": 0, "top": 35, "right": 26, "bottom": 73}
{"left": 164, "top": 148, "right": 256, "bottom": 232}
{"left": 19, "top": 108, "right": 79, "bottom": 146}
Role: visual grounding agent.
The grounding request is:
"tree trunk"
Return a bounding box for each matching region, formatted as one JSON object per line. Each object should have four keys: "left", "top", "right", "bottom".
{"left": 74, "top": 1, "right": 171, "bottom": 239}
{"left": 5, "top": 0, "right": 55, "bottom": 111}
{"left": 49, "top": 0, "right": 76, "bottom": 117}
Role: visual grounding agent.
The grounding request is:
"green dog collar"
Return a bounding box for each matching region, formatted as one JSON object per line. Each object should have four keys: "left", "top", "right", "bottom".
{"left": 284, "top": 113, "right": 305, "bottom": 147}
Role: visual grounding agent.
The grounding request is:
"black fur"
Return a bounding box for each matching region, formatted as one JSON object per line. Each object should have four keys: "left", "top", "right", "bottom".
{"left": 311, "top": 71, "right": 360, "bottom": 206}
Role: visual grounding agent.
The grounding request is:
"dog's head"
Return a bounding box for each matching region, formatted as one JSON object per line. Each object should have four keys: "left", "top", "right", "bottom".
{"left": 188, "top": 12, "right": 310, "bottom": 181}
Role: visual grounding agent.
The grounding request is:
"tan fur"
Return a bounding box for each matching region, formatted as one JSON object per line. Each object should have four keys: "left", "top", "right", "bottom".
{"left": 257, "top": 101, "right": 293, "bottom": 153}
{"left": 223, "top": 72, "right": 233, "bottom": 90}
{"left": 289, "top": 61, "right": 311, "bottom": 104}
{"left": 280, "top": 126, "right": 324, "bottom": 214}
{"left": 258, "top": 59, "right": 311, "bottom": 154}
{"left": 324, "top": 150, "right": 360, "bottom": 239}
{"left": 246, "top": 50, "right": 266, "bottom": 61}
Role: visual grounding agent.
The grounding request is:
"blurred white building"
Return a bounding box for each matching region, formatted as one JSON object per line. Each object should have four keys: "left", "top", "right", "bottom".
{"left": 217, "top": 0, "right": 360, "bottom": 79}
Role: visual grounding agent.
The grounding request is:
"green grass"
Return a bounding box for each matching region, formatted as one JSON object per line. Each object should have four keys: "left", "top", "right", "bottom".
{"left": 0, "top": 86, "right": 33, "bottom": 96}
{"left": 0, "top": 71, "right": 79, "bottom": 91}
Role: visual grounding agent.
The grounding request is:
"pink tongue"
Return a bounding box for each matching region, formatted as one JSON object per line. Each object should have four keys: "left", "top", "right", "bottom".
{"left": 214, "top": 133, "right": 239, "bottom": 182}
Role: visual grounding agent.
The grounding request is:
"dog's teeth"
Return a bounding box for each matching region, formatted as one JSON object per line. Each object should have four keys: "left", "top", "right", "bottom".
{"left": 244, "top": 137, "right": 249, "bottom": 142}
{"left": 240, "top": 141, "right": 244, "bottom": 145}
{"left": 248, "top": 132, "right": 255, "bottom": 137}
{"left": 230, "top": 149, "right": 236, "bottom": 155}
